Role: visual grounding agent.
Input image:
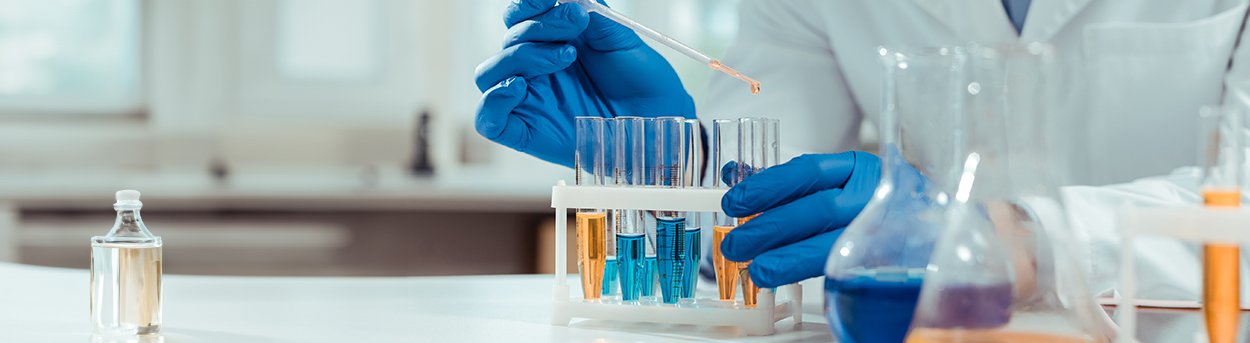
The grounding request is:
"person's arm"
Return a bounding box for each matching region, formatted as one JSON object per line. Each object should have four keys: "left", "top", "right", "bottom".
{"left": 702, "top": 0, "right": 861, "bottom": 160}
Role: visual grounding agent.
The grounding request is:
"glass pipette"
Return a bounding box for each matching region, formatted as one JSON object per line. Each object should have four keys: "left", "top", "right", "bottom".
{"left": 559, "top": 0, "right": 761, "bottom": 94}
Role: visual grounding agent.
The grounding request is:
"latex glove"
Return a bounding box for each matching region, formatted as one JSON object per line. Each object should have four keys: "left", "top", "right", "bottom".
{"left": 474, "top": 0, "right": 695, "bottom": 168}
{"left": 719, "top": 151, "right": 882, "bottom": 288}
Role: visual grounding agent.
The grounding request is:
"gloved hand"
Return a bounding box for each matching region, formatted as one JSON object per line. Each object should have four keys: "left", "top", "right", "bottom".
{"left": 475, "top": 0, "right": 696, "bottom": 168}
{"left": 719, "top": 151, "right": 882, "bottom": 288}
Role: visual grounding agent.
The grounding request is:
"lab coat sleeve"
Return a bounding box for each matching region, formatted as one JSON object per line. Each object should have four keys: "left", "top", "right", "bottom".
{"left": 700, "top": 0, "right": 861, "bottom": 161}
{"left": 1057, "top": 169, "right": 1208, "bottom": 301}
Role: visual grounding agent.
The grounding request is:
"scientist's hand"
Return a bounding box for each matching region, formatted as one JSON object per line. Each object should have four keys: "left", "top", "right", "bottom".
{"left": 720, "top": 151, "right": 881, "bottom": 288}
{"left": 474, "top": 0, "right": 695, "bottom": 167}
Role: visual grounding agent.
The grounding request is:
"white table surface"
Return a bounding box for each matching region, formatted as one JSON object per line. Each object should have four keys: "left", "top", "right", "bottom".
{"left": 0, "top": 263, "right": 834, "bottom": 342}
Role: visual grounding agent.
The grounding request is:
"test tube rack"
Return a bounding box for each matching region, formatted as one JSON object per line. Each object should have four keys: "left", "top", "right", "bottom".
{"left": 1115, "top": 206, "right": 1250, "bottom": 342}
{"left": 550, "top": 181, "right": 803, "bottom": 336}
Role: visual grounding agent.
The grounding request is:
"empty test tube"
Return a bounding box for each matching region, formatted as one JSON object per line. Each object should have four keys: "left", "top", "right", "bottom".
{"left": 574, "top": 117, "right": 610, "bottom": 300}
{"left": 613, "top": 117, "right": 647, "bottom": 301}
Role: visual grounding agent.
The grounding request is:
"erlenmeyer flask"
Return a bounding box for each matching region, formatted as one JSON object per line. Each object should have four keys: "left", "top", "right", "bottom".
{"left": 906, "top": 43, "right": 1111, "bottom": 343}
{"left": 823, "top": 46, "right": 966, "bottom": 343}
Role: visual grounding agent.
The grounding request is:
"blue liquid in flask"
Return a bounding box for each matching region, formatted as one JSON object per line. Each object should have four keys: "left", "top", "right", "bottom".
{"left": 616, "top": 233, "right": 645, "bottom": 301}
{"left": 824, "top": 269, "right": 924, "bottom": 343}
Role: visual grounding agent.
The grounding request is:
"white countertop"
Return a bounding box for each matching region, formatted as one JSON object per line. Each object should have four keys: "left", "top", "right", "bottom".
{"left": 0, "top": 262, "right": 834, "bottom": 342}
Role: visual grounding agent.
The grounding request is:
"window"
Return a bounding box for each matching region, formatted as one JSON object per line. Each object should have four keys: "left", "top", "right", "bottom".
{"left": 0, "top": 0, "right": 142, "bottom": 114}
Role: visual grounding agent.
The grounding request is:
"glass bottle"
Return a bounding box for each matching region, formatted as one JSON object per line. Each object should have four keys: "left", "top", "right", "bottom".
{"left": 905, "top": 43, "right": 1111, "bottom": 342}
{"left": 91, "top": 190, "right": 163, "bottom": 336}
{"left": 823, "top": 46, "right": 966, "bottom": 343}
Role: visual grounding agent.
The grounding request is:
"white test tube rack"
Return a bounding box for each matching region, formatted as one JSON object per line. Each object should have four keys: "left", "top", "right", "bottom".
{"left": 550, "top": 181, "right": 803, "bottom": 336}
{"left": 1115, "top": 206, "right": 1250, "bottom": 342}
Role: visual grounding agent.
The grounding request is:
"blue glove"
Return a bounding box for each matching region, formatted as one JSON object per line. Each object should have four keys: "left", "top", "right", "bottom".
{"left": 719, "top": 151, "right": 882, "bottom": 288}
{"left": 474, "top": 0, "right": 696, "bottom": 168}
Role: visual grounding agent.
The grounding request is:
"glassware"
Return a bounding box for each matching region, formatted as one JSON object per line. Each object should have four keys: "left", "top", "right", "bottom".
{"left": 614, "top": 117, "right": 647, "bottom": 301}
{"left": 905, "top": 43, "right": 1111, "bottom": 343}
{"left": 91, "top": 190, "right": 163, "bottom": 336}
{"left": 823, "top": 46, "right": 966, "bottom": 343}
{"left": 1198, "top": 106, "right": 1245, "bottom": 343}
{"left": 574, "top": 117, "right": 610, "bottom": 300}
{"left": 712, "top": 119, "right": 743, "bottom": 302}
{"left": 734, "top": 117, "right": 780, "bottom": 308}
{"left": 653, "top": 117, "right": 690, "bottom": 304}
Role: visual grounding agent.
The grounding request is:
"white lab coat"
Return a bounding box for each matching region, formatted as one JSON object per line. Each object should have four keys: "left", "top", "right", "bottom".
{"left": 700, "top": 0, "right": 1250, "bottom": 314}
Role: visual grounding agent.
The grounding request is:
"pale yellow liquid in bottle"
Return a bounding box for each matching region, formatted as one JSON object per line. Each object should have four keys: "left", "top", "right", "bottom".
{"left": 713, "top": 225, "right": 741, "bottom": 301}
{"left": 1203, "top": 189, "right": 1240, "bottom": 343}
{"left": 576, "top": 212, "right": 608, "bottom": 300}
{"left": 906, "top": 328, "right": 1096, "bottom": 343}
{"left": 90, "top": 243, "right": 162, "bottom": 334}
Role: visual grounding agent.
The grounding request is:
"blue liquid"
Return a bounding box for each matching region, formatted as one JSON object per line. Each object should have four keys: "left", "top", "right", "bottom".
{"left": 616, "top": 234, "right": 645, "bottom": 301}
{"left": 656, "top": 217, "right": 687, "bottom": 303}
{"left": 824, "top": 269, "right": 924, "bottom": 343}
{"left": 602, "top": 257, "right": 618, "bottom": 295}
{"left": 641, "top": 255, "right": 657, "bottom": 297}
{"left": 682, "top": 227, "right": 701, "bottom": 298}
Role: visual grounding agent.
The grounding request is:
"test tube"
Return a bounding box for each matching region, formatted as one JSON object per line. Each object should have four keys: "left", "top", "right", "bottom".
{"left": 736, "top": 117, "right": 780, "bottom": 307}
{"left": 614, "top": 117, "right": 647, "bottom": 301}
{"left": 712, "top": 119, "right": 742, "bottom": 301}
{"left": 1199, "top": 106, "right": 1244, "bottom": 343}
{"left": 653, "top": 117, "right": 689, "bottom": 304}
{"left": 681, "top": 119, "right": 704, "bottom": 299}
{"left": 641, "top": 237, "right": 658, "bottom": 298}
{"left": 574, "top": 117, "right": 609, "bottom": 300}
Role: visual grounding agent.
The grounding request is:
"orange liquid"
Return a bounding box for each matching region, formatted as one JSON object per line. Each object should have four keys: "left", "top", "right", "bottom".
{"left": 905, "top": 328, "right": 1097, "bottom": 343}
{"left": 1203, "top": 189, "right": 1241, "bottom": 343}
{"left": 576, "top": 212, "right": 608, "bottom": 300}
{"left": 709, "top": 59, "right": 761, "bottom": 95}
{"left": 738, "top": 214, "right": 761, "bottom": 307}
{"left": 713, "top": 225, "right": 740, "bottom": 301}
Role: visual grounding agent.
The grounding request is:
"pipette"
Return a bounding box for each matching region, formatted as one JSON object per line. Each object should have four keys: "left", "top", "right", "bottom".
{"left": 560, "top": 0, "right": 761, "bottom": 95}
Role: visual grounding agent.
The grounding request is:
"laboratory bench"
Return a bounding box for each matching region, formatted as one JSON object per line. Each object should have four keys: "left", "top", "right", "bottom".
{"left": 0, "top": 165, "right": 569, "bottom": 276}
{"left": 1, "top": 261, "right": 1242, "bottom": 343}
{"left": 0, "top": 262, "right": 831, "bottom": 342}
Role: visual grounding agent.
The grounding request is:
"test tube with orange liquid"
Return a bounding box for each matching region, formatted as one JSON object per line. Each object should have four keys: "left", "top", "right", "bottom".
{"left": 574, "top": 117, "right": 611, "bottom": 300}
{"left": 1198, "top": 106, "right": 1244, "bottom": 343}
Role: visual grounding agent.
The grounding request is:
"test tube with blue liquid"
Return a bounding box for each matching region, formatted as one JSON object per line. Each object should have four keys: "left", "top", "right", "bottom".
{"left": 613, "top": 117, "right": 647, "bottom": 301}
{"left": 680, "top": 119, "right": 704, "bottom": 299}
{"left": 653, "top": 117, "right": 689, "bottom": 304}
{"left": 601, "top": 118, "right": 620, "bottom": 297}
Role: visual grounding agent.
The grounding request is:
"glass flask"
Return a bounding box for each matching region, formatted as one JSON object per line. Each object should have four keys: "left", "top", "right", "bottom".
{"left": 823, "top": 46, "right": 966, "bottom": 343}
{"left": 905, "top": 43, "right": 1111, "bottom": 342}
